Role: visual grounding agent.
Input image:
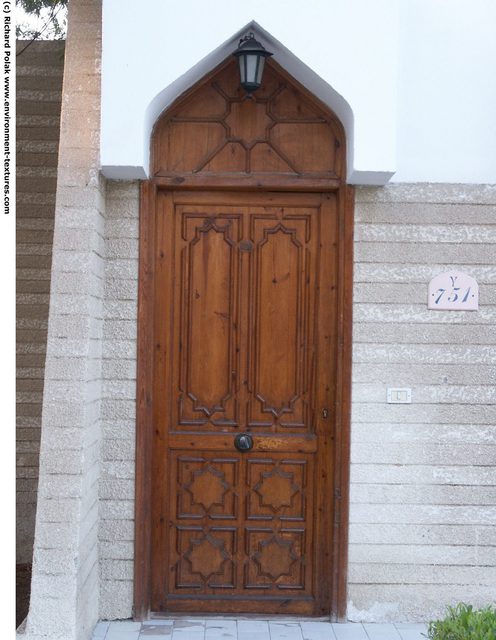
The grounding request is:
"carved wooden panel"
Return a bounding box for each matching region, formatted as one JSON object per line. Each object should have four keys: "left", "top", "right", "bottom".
{"left": 175, "top": 213, "right": 242, "bottom": 428}
{"left": 152, "top": 60, "right": 345, "bottom": 181}
{"left": 248, "top": 212, "right": 316, "bottom": 430}
{"left": 247, "top": 459, "right": 307, "bottom": 521}
{"left": 174, "top": 526, "right": 237, "bottom": 589}
{"left": 174, "top": 456, "right": 238, "bottom": 520}
{"left": 151, "top": 190, "right": 339, "bottom": 615}
{"left": 170, "top": 201, "right": 318, "bottom": 433}
{"left": 245, "top": 528, "right": 306, "bottom": 590}
{"left": 168, "top": 453, "right": 312, "bottom": 598}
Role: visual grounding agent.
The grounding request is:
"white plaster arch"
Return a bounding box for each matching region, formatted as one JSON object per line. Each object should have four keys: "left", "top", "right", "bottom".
{"left": 142, "top": 22, "right": 356, "bottom": 182}
{"left": 101, "top": 0, "right": 400, "bottom": 185}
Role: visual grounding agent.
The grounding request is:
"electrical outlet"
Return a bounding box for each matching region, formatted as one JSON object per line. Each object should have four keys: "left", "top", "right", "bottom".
{"left": 387, "top": 388, "right": 412, "bottom": 404}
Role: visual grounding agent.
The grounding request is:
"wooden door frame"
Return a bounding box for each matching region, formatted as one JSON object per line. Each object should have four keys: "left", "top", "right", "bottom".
{"left": 134, "top": 180, "right": 354, "bottom": 621}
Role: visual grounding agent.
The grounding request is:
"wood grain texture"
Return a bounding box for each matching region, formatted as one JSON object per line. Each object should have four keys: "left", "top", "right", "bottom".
{"left": 134, "top": 181, "right": 156, "bottom": 619}
{"left": 152, "top": 59, "right": 345, "bottom": 184}
{"left": 135, "top": 59, "right": 352, "bottom": 619}
{"left": 148, "top": 191, "right": 337, "bottom": 615}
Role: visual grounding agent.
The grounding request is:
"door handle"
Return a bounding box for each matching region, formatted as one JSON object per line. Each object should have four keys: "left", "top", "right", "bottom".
{"left": 234, "top": 433, "right": 254, "bottom": 452}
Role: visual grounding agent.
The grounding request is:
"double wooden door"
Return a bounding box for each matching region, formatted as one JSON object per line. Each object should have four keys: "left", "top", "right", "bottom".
{"left": 150, "top": 189, "right": 339, "bottom": 615}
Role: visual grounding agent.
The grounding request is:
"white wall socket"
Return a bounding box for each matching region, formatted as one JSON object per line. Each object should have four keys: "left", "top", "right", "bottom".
{"left": 387, "top": 388, "right": 412, "bottom": 404}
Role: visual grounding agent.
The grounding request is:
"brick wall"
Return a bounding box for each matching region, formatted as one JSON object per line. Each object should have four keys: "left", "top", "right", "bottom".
{"left": 348, "top": 184, "right": 496, "bottom": 621}
{"left": 16, "top": 40, "right": 65, "bottom": 565}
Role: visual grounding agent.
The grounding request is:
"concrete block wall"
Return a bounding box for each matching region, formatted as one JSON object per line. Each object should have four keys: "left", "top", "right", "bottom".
{"left": 99, "top": 181, "right": 139, "bottom": 619}
{"left": 348, "top": 184, "right": 496, "bottom": 621}
{"left": 16, "top": 40, "right": 65, "bottom": 565}
{"left": 20, "top": 2, "right": 105, "bottom": 640}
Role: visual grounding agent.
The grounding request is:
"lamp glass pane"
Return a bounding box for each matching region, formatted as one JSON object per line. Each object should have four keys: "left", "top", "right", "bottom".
{"left": 245, "top": 54, "right": 258, "bottom": 85}
{"left": 256, "top": 57, "right": 265, "bottom": 85}
{"left": 238, "top": 56, "right": 246, "bottom": 84}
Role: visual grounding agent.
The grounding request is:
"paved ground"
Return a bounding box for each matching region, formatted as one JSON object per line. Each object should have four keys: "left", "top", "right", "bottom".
{"left": 92, "top": 619, "right": 429, "bottom": 640}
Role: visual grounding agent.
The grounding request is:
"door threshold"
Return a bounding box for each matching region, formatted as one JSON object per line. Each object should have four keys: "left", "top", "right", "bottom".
{"left": 149, "top": 612, "right": 331, "bottom": 622}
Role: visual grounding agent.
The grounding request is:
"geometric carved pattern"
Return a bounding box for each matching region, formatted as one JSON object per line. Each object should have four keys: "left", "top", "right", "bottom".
{"left": 254, "top": 468, "right": 298, "bottom": 511}
{"left": 253, "top": 535, "right": 297, "bottom": 581}
{"left": 174, "top": 203, "right": 318, "bottom": 433}
{"left": 177, "top": 214, "right": 241, "bottom": 429}
{"left": 247, "top": 459, "right": 306, "bottom": 521}
{"left": 170, "top": 453, "right": 310, "bottom": 597}
{"left": 186, "top": 465, "right": 229, "bottom": 512}
{"left": 244, "top": 528, "right": 306, "bottom": 590}
{"left": 184, "top": 534, "right": 229, "bottom": 580}
{"left": 150, "top": 55, "right": 344, "bottom": 614}
{"left": 153, "top": 59, "right": 344, "bottom": 180}
{"left": 175, "top": 457, "right": 237, "bottom": 520}
{"left": 254, "top": 224, "right": 305, "bottom": 422}
{"left": 182, "top": 219, "right": 237, "bottom": 423}
{"left": 225, "top": 100, "right": 272, "bottom": 144}
{"left": 240, "top": 209, "right": 317, "bottom": 432}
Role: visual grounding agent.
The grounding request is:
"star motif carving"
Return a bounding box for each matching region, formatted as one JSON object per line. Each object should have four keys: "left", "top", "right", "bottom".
{"left": 253, "top": 536, "right": 297, "bottom": 580}
{"left": 254, "top": 468, "right": 298, "bottom": 511}
{"left": 185, "top": 535, "right": 227, "bottom": 580}
{"left": 225, "top": 100, "right": 273, "bottom": 147}
{"left": 185, "top": 465, "right": 229, "bottom": 511}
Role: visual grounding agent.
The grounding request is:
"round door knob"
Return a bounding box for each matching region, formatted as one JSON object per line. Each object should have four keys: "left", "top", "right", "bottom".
{"left": 234, "top": 433, "right": 253, "bottom": 452}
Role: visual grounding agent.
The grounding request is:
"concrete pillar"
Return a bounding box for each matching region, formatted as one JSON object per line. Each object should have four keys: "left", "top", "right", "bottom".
{"left": 19, "top": 1, "right": 104, "bottom": 639}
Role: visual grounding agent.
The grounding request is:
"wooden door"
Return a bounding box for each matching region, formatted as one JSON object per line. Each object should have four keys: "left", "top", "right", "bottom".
{"left": 149, "top": 190, "right": 339, "bottom": 615}
{"left": 136, "top": 57, "right": 352, "bottom": 620}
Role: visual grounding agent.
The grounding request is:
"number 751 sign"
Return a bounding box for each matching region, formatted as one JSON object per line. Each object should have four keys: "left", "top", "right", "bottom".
{"left": 428, "top": 271, "right": 479, "bottom": 310}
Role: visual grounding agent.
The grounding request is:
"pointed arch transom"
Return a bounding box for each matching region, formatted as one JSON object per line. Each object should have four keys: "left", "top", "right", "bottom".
{"left": 152, "top": 59, "right": 345, "bottom": 184}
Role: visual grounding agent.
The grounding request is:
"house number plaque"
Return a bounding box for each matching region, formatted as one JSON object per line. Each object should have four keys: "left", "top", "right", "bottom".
{"left": 428, "top": 271, "right": 479, "bottom": 310}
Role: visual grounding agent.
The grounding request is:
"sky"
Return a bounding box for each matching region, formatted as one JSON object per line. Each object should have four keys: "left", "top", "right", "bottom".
{"left": 15, "top": 3, "right": 67, "bottom": 39}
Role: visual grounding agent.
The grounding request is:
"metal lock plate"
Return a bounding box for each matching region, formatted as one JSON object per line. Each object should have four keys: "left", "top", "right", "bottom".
{"left": 234, "top": 433, "right": 254, "bottom": 452}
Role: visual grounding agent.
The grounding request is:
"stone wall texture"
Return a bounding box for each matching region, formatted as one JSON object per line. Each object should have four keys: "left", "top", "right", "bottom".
{"left": 348, "top": 184, "right": 496, "bottom": 621}
{"left": 96, "top": 182, "right": 496, "bottom": 622}
{"left": 16, "top": 39, "right": 65, "bottom": 565}
{"left": 19, "top": 1, "right": 105, "bottom": 639}
{"left": 99, "top": 181, "right": 139, "bottom": 620}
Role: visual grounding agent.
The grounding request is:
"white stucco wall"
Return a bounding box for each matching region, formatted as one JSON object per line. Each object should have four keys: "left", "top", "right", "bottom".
{"left": 100, "top": 0, "right": 496, "bottom": 185}
{"left": 393, "top": 0, "right": 496, "bottom": 183}
{"left": 101, "top": 0, "right": 400, "bottom": 183}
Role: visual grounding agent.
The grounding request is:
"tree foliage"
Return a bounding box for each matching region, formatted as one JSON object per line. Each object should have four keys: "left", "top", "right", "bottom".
{"left": 16, "top": 0, "right": 68, "bottom": 40}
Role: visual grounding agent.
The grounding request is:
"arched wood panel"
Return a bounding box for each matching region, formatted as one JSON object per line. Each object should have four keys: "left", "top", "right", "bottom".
{"left": 135, "top": 57, "right": 352, "bottom": 621}
{"left": 151, "top": 59, "right": 345, "bottom": 188}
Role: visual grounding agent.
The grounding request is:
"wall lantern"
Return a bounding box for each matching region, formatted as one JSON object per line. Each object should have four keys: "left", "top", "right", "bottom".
{"left": 232, "top": 32, "right": 273, "bottom": 93}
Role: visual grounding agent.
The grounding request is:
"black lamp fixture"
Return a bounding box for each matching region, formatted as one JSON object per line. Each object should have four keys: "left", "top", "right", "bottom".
{"left": 232, "top": 32, "right": 273, "bottom": 93}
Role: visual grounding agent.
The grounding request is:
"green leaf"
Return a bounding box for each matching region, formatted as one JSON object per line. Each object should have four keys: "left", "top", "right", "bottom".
{"left": 428, "top": 603, "right": 496, "bottom": 640}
